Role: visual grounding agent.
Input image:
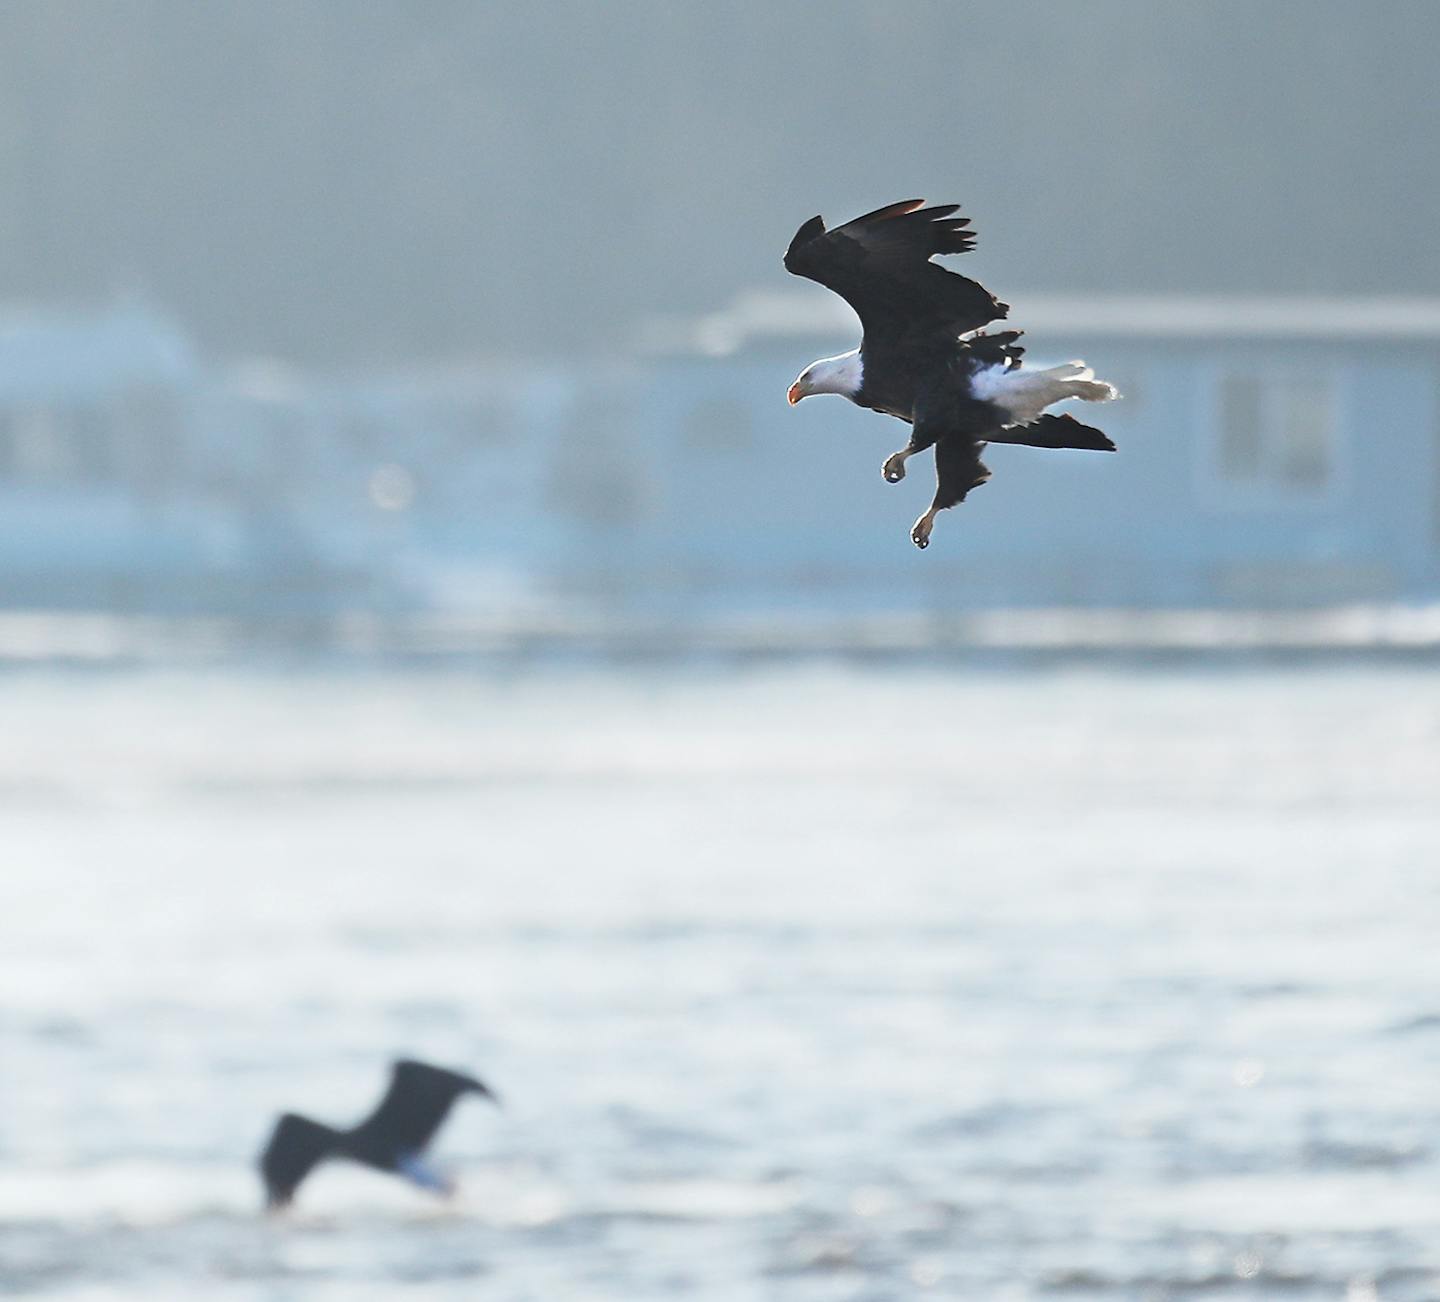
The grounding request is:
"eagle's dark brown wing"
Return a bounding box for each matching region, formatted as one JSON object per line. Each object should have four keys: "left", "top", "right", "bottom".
{"left": 347, "top": 1059, "right": 495, "bottom": 1157}
{"left": 784, "top": 199, "right": 1008, "bottom": 344}
{"left": 258, "top": 1112, "right": 341, "bottom": 1208}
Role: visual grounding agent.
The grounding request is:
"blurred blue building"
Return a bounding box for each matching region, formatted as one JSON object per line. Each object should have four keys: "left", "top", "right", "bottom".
{"left": 0, "top": 302, "right": 576, "bottom": 617}
{"left": 641, "top": 290, "right": 1440, "bottom": 613}
{"left": 1, "top": 293, "right": 1437, "bottom": 625}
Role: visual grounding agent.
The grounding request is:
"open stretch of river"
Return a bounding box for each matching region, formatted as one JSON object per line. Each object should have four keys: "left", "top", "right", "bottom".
{"left": 2, "top": 662, "right": 1438, "bottom": 1300}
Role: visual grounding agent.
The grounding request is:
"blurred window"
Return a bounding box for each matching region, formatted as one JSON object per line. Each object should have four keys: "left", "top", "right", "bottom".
{"left": 1218, "top": 372, "right": 1333, "bottom": 496}
{"left": 117, "top": 387, "right": 185, "bottom": 499}
{"left": 549, "top": 400, "right": 645, "bottom": 527}
{"left": 345, "top": 417, "right": 387, "bottom": 457}
{"left": 70, "top": 404, "right": 117, "bottom": 482}
{"left": 0, "top": 410, "right": 14, "bottom": 478}
{"left": 686, "top": 397, "right": 752, "bottom": 452}
{"left": 8, "top": 406, "right": 77, "bottom": 480}
{"left": 458, "top": 397, "right": 508, "bottom": 445}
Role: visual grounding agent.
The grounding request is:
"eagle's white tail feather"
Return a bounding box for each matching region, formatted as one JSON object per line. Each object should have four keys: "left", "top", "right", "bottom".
{"left": 972, "top": 359, "right": 1119, "bottom": 425}
{"left": 1069, "top": 378, "right": 1118, "bottom": 402}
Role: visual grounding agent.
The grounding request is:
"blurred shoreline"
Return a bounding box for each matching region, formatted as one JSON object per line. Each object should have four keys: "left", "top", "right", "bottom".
{"left": 4, "top": 603, "right": 1440, "bottom": 669}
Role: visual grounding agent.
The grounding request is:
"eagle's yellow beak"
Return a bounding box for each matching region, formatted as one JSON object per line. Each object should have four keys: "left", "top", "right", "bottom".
{"left": 787, "top": 381, "right": 805, "bottom": 405}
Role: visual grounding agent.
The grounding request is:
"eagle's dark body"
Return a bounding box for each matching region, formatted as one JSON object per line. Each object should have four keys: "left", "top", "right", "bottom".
{"left": 258, "top": 1059, "right": 498, "bottom": 1209}
{"left": 784, "top": 200, "right": 1117, "bottom": 547}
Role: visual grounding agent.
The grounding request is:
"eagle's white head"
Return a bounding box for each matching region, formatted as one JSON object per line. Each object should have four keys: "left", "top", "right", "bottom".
{"left": 787, "top": 349, "right": 863, "bottom": 405}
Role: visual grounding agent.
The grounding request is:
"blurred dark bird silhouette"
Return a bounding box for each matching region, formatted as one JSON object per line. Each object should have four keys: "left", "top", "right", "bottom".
{"left": 784, "top": 199, "right": 1118, "bottom": 548}
{"left": 259, "top": 1059, "right": 499, "bottom": 1209}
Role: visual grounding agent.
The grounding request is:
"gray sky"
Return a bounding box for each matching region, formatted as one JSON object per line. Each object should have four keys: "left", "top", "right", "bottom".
{"left": 1, "top": 0, "right": 1435, "bottom": 365}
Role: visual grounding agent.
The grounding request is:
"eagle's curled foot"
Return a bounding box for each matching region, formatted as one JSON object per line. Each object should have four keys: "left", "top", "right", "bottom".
{"left": 882, "top": 451, "right": 909, "bottom": 483}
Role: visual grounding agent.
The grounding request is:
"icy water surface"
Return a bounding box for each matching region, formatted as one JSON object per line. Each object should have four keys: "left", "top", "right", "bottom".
{"left": 2, "top": 662, "right": 1439, "bottom": 1299}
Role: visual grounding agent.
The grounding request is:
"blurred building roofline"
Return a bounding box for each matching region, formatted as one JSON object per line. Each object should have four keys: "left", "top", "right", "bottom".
{"left": 0, "top": 298, "right": 198, "bottom": 399}
{"left": 640, "top": 289, "right": 1440, "bottom": 355}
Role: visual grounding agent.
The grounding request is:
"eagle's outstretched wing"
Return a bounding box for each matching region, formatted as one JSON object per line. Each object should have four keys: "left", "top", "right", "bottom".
{"left": 259, "top": 1112, "right": 340, "bottom": 1208}
{"left": 348, "top": 1059, "right": 496, "bottom": 1157}
{"left": 784, "top": 199, "right": 1008, "bottom": 342}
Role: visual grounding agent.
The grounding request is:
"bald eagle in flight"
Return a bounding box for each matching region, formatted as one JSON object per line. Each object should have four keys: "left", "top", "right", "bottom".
{"left": 784, "top": 200, "right": 1117, "bottom": 548}
{"left": 258, "top": 1059, "right": 498, "bottom": 1209}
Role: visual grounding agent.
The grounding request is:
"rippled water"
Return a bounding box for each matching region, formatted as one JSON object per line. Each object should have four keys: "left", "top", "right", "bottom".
{"left": 2, "top": 662, "right": 1439, "bottom": 1299}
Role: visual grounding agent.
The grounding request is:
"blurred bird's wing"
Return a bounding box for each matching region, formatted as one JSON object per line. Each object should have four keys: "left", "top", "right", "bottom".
{"left": 258, "top": 1112, "right": 339, "bottom": 1208}
{"left": 350, "top": 1060, "right": 497, "bottom": 1155}
{"left": 784, "top": 199, "right": 1008, "bottom": 343}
